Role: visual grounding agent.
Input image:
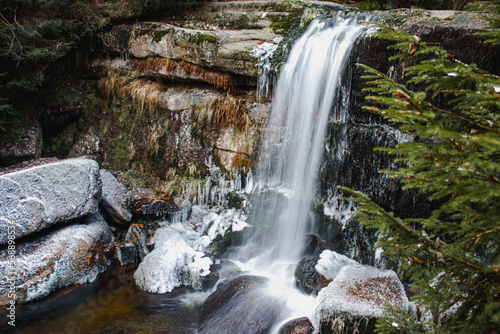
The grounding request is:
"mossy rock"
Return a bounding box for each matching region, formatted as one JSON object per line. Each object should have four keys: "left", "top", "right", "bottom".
{"left": 207, "top": 229, "right": 247, "bottom": 257}
{"left": 152, "top": 29, "right": 172, "bottom": 42}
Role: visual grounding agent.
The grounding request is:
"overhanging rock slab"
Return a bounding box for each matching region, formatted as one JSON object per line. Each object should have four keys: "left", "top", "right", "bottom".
{"left": 0, "top": 158, "right": 100, "bottom": 245}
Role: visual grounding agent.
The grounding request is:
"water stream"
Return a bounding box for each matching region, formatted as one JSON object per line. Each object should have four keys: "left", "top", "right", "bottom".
{"left": 231, "top": 12, "right": 370, "bottom": 330}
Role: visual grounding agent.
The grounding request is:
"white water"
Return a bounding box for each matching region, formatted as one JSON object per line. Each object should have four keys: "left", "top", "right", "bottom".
{"left": 243, "top": 13, "right": 367, "bottom": 265}
{"left": 231, "top": 13, "right": 370, "bottom": 328}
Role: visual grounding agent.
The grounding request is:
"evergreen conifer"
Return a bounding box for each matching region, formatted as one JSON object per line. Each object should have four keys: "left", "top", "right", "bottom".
{"left": 341, "top": 4, "right": 500, "bottom": 332}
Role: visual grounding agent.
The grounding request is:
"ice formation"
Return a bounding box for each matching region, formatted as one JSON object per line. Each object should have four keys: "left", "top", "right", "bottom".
{"left": 315, "top": 249, "right": 358, "bottom": 280}
{"left": 312, "top": 263, "right": 410, "bottom": 331}
{"left": 134, "top": 205, "right": 248, "bottom": 293}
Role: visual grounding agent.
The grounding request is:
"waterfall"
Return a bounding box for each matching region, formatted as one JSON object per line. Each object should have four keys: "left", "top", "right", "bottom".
{"left": 241, "top": 13, "right": 368, "bottom": 269}
{"left": 220, "top": 14, "right": 371, "bottom": 331}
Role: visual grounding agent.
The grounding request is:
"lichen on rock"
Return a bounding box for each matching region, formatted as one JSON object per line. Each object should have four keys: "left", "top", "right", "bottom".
{"left": 0, "top": 213, "right": 113, "bottom": 304}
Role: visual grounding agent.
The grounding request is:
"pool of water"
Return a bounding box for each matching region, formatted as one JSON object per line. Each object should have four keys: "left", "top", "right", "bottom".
{"left": 0, "top": 268, "right": 200, "bottom": 334}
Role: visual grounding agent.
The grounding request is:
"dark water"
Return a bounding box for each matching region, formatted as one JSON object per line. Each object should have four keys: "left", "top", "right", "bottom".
{"left": 0, "top": 268, "right": 200, "bottom": 334}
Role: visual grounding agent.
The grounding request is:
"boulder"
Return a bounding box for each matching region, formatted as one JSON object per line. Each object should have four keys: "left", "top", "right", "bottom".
{"left": 315, "top": 250, "right": 358, "bottom": 280}
{"left": 313, "top": 263, "right": 410, "bottom": 334}
{"left": 128, "top": 187, "right": 179, "bottom": 218}
{"left": 198, "top": 275, "right": 282, "bottom": 334}
{"left": 0, "top": 158, "right": 100, "bottom": 245}
{"left": 0, "top": 212, "right": 112, "bottom": 304}
{"left": 278, "top": 317, "right": 314, "bottom": 334}
{"left": 99, "top": 169, "right": 132, "bottom": 225}
{"left": 294, "top": 257, "right": 331, "bottom": 294}
{"left": 134, "top": 226, "right": 213, "bottom": 293}
{"left": 207, "top": 226, "right": 249, "bottom": 257}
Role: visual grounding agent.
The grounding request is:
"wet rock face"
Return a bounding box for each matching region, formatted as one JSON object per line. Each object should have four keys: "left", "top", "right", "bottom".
{"left": 294, "top": 257, "right": 331, "bottom": 294}
{"left": 0, "top": 213, "right": 112, "bottom": 304}
{"left": 0, "top": 158, "right": 99, "bottom": 245}
{"left": 99, "top": 169, "right": 132, "bottom": 225}
{"left": 112, "top": 242, "right": 138, "bottom": 268}
{"left": 198, "top": 275, "right": 282, "bottom": 334}
{"left": 313, "top": 12, "right": 498, "bottom": 264}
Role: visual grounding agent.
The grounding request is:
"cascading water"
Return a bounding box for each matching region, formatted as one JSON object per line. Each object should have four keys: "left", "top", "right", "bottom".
{"left": 240, "top": 13, "right": 368, "bottom": 267}
{"left": 230, "top": 12, "right": 371, "bottom": 329}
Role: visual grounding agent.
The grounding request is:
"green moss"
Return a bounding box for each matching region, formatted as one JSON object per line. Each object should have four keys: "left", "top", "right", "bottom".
{"left": 189, "top": 32, "right": 218, "bottom": 44}
{"left": 152, "top": 29, "right": 171, "bottom": 43}
{"left": 207, "top": 230, "right": 245, "bottom": 257}
{"left": 270, "top": 21, "right": 292, "bottom": 33}
{"left": 269, "top": 0, "right": 298, "bottom": 12}
{"left": 357, "top": 0, "right": 393, "bottom": 11}
{"left": 14, "top": 288, "right": 27, "bottom": 304}
{"left": 47, "top": 122, "right": 78, "bottom": 157}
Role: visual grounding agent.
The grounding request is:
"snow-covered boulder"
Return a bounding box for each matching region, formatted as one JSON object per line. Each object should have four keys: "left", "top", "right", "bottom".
{"left": 133, "top": 205, "right": 248, "bottom": 293}
{"left": 313, "top": 263, "right": 410, "bottom": 334}
{"left": 134, "top": 226, "right": 213, "bottom": 293}
{"left": 0, "top": 158, "right": 99, "bottom": 245}
{"left": 0, "top": 213, "right": 112, "bottom": 304}
{"left": 99, "top": 169, "right": 132, "bottom": 225}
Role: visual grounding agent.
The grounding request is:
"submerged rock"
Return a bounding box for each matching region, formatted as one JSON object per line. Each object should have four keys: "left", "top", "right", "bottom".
{"left": 313, "top": 263, "right": 410, "bottom": 334}
{"left": 99, "top": 169, "right": 132, "bottom": 225}
{"left": 198, "top": 275, "right": 282, "bottom": 334}
{"left": 0, "top": 212, "right": 112, "bottom": 304}
{"left": 0, "top": 158, "right": 99, "bottom": 245}
{"left": 278, "top": 317, "right": 314, "bottom": 334}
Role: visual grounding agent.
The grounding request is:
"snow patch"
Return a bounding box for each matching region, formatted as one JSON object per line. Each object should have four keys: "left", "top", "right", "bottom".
{"left": 315, "top": 250, "right": 358, "bottom": 280}
{"left": 313, "top": 264, "right": 410, "bottom": 331}
{"left": 134, "top": 205, "right": 248, "bottom": 293}
{"left": 251, "top": 38, "right": 282, "bottom": 101}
